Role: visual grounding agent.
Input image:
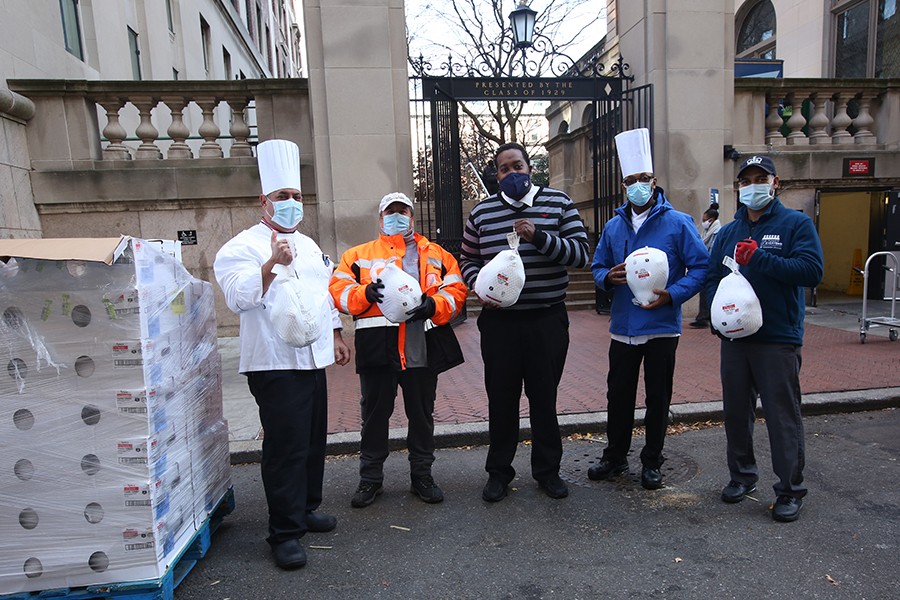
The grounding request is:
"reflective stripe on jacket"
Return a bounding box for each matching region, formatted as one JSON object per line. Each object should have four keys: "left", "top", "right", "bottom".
{"left": 329, "top": 232, "right": 467, "bottom": 370}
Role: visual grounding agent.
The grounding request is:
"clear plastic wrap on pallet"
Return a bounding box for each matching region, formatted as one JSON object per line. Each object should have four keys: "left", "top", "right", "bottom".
{"left": 0, "top": 237, "right": 232, "bottom": 595}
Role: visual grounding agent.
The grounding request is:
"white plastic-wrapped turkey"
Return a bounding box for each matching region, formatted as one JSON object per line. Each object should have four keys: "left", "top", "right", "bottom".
{"left": 474, "top": 249, "right": 526, "bottom": 308}
{"left": 376, "top": 262, "right": 423, "bottom": 323}
{"left": 711, "top": 257, "right": 763, "bottom": 339}
{"left": 270, "top": 272, "right": 326, "bottom": 347}
{"left": 625, "top": 246, "right": 669, "bottom": 306}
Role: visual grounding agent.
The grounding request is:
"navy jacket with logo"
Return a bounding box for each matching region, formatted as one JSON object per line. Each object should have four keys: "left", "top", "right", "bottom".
{"left": 705, "top": 198, "right": 824, "bottom": 345}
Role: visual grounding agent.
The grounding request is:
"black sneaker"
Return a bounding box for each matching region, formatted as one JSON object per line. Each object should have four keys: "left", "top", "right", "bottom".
{"left": 640, "top": 466, "right": 664, "bottom": 490}
{"left": 350, "top": 481, "right": 383, "bottom": 508}
{"left": 721, "top": 480, "right": 758, "bottom": 504}
{"left": 482, "top": 476, "right": 508, "bottom": 502}
{"left": 587, "top": 458, "right": 629, "bottom": 481}
{"left": 772, "top": 495, "right": 803, "bottom": 522}
{"left": 537, "top": 475, "right": 569, "bottom": 499}
{"left": 272, "top": 539, "right": 307, "bottom": 570}
{"left": 410, "top": 475, "right": 444, "bottom": 503}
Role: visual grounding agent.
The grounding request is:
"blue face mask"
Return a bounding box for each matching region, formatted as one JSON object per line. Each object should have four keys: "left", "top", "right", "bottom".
{"left": 271, "top": 199, "right": 303, "bottom": 229}
{"left": 499, "top": 172, "right": 531, "bottom": 201}
{"left": 738, "top": 183, "right": 774, "bottom": 211}
{"left": 626, "top": 181, "right": 653, "bottom": 206}
{"left": 382, "top": 213, "right": 411, "bottom": 236}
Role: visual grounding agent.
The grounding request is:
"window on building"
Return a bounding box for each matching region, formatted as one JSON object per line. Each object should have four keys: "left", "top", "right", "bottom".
{"left": 128, "top": 27, "right": 142, "bottom": 80}
{"left": 736, "top": 0, "right": 777, "bottom": 59}
{"left": 200, "top": 16, "right": 211, "bottom": 74}
{"left": 173, "top": 68, "right": 179, "bottom": 80}
{"left": 257, "top": 3, "right": 264, "bottom": 53}
{"left": 266, "top": 25, "right": 272, "bottom": 72}
{"left": 223, "top": 47, "right": 232, "bottom": 79}
{"left": 59, "top": 0, "right": 84, "bottom": 60}
{"left": 245, "top": 0, "right": 255, "bottom": 41}
{"left": 833, "top": 0, "right": 900, "bottom": 77}
{"left": 165, "top": 0, "right": 174, "bottom": 33}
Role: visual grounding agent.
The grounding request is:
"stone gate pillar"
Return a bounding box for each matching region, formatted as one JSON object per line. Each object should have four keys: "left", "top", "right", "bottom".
{"left": 302, "top": 0, "right": 414, "bottom": 258}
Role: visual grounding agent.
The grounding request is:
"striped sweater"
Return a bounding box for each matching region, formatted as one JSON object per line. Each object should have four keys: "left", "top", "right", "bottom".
{"left": 459, "top": 187, "right": 590, "bottom": 309}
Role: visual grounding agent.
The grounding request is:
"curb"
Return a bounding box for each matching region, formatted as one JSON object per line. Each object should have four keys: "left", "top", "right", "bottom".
{"left": 229, "top": 387, "right": 900, "bottom": 465}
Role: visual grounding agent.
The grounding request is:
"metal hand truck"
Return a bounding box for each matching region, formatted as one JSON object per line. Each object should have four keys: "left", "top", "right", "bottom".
{"left": 859, "top": 251, "right": 899, "bottom": 343}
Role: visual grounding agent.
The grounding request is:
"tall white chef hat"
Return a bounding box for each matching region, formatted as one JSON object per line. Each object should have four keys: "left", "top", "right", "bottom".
{"left": 614, "top": 128, "right": 653, "bottom": 178}
{"left": 257, "top": 139, "right": 301, "bottom": 195}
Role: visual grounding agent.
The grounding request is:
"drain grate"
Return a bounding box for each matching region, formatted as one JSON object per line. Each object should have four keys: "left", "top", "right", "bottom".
{"left": 559, "top": 439, "right": 700, "bottom": 490}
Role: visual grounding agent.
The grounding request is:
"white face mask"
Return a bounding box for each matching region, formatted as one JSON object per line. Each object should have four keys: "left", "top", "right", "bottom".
{"left": 738, "top": 183, "right": 774, "bottom": 211}
{"left": 270, "top": 198, "right": 304, "bottom": 229}
{"left": 701, "top": 220, "right": 711, "bottom": 231}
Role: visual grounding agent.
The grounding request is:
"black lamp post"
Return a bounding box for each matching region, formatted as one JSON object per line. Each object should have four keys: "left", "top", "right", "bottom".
{"left": 509, "top": 1, "right": 537, "bottom": 74}
{"left": 509, "top": 1, "right": 537, "bottom": 49}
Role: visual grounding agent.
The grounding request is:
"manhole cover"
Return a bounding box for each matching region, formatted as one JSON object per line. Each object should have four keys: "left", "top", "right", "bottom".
{"left": 559, "top": 439, "right": 700, "bottom": 490}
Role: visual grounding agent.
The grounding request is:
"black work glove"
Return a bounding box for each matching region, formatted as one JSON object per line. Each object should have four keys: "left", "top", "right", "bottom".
{"left": 365, "top": 280, "right": 385, "bottom": 304}
{"left": 405, "top": 293, "right": 436, "bottom": 322}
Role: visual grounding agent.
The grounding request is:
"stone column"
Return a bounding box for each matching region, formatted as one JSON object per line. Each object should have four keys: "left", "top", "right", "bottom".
{"left": 302, "top": 0, "right": 413, "bottom": 258}
{"left": 0, "top": 87, "right": 40, "bottom": 238}
{"left": 615, "top": 2, "right": 735, "bottom": 220}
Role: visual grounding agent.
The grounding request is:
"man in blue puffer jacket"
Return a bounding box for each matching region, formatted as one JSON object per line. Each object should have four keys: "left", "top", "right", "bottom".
{"left": 706, "top": 155, "right": 823, "bottom": 523}
{"left": 589, "top": 128, "right": 708, "bottom": 491}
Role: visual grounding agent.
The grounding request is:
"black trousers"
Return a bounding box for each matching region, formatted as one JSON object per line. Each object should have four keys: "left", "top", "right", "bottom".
{"left": 247, "top": 369, "right": 327, "bottom": 545}
{"left": 720, "top": 341, "right": 806, "bottom": 498}
{"left": 478, "top": 304, "right": 569, "bottom": 484}
{"left": 358, "top": 367, "right": 438, "bottom": 483}
{"left": 603, "top": 337, "right": 679, "bottom": 469}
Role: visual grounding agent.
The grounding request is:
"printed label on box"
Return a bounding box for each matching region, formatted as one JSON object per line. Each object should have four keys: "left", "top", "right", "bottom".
{"left": 116, "top": 389, "right": 149, "bottom": 414}
{"left": 112, "top": 341, "right": 143, "bottom": 368}
{"left": 122, "top": 527, "right": 156, "bottom": 551}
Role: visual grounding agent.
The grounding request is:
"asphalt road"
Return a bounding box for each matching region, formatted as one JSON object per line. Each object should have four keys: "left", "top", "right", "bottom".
{"left": 177, "top": 409, "right": 900, "bottom": 600}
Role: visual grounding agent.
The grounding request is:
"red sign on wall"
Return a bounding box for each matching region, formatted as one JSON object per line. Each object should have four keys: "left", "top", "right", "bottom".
{"left": 843, "top": 157, "right": 875, "bottom": 177}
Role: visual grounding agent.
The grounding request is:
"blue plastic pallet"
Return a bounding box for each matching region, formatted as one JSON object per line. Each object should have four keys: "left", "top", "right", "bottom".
{"left": 2, "top": 487, "right": 235, "bottom": 600}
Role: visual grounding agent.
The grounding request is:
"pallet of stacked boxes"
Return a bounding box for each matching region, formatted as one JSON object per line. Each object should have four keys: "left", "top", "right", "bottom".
{"left": 0, "top": 237, "right": 232, "bottom": 598}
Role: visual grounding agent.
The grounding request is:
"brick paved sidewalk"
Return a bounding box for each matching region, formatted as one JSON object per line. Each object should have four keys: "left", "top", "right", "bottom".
{"left": 323, "top": 310, "right": 900, "bottom": 434}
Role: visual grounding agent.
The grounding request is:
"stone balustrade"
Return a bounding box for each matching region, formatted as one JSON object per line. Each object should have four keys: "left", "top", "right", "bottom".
{"left": 733, "top": 78, "right": 900, "bottom": 150}
{"left": 6, "top": 78, "right": 310, "bottom": 165}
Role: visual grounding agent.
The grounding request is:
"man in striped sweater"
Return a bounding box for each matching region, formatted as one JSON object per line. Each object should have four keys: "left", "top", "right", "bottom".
{"left": 460, "top": 142, "right": 590, "bottom": 502}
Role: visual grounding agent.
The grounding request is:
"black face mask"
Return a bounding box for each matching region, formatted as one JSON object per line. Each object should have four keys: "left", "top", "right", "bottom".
{"left": 499, "top": 172, "right": 531, "bottom": 200}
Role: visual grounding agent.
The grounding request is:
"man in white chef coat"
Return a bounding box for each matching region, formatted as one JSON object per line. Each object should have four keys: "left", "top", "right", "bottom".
{"left": 214, "top": 139, "right": 351, "bottom": 570}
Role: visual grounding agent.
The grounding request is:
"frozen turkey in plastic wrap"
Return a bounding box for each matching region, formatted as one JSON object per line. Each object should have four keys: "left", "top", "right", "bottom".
{"left": 270, "top": 265, "right": 326, "bottom": 347}
{"left": 474, "top": 232, "right": 525, "bottom": 308}
{"left": 625, "top": 246, "right": 669, "bottom": 306}
{"left": 711, "top": 255, "right": 763, "bottom": 339}
{"left": 375, "top": 262, "right": 423, "bottom": 323}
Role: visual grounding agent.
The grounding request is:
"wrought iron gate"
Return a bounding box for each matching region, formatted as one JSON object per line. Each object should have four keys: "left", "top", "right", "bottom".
{"left": 409, "top": 56, "right": 653, "bottom": 254}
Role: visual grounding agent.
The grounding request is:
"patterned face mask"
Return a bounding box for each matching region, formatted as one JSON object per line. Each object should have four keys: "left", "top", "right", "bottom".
{"left": 499, "top": 172, "right": 531, "bottom": 200}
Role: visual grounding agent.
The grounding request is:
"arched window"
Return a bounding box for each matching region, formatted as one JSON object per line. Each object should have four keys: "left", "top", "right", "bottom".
{"left": 736, "top": 0, "right": 777, "bottom": 59}
{"left": 558, "top": 120, "right": 569, "bottom": 135}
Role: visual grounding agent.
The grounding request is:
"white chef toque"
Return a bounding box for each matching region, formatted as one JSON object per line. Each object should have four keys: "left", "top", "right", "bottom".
{"left": 258, "top": 139, "right": 301, "bottom": 195}
{"left": 614, "top": 128, "right": 653, "bottom": 178}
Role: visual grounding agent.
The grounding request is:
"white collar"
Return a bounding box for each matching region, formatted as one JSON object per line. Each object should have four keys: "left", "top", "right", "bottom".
{"left": 631, "top": 207, "right": 649, "bottom": 232}
{"left": 502, "top": 184, "right": 539, "bottom": 207}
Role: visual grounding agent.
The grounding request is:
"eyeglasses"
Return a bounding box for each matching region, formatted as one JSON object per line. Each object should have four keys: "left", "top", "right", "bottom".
{"left": 736, "top": 175, "right": 772, "bottom": 187}
{"left": 623, "top": 174, "right": 653, "bottom": 186}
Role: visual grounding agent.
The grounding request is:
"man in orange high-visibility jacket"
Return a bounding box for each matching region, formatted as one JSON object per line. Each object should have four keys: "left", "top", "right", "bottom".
{"left": 329, "top": 192, "right": 467, "bottom": 508}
